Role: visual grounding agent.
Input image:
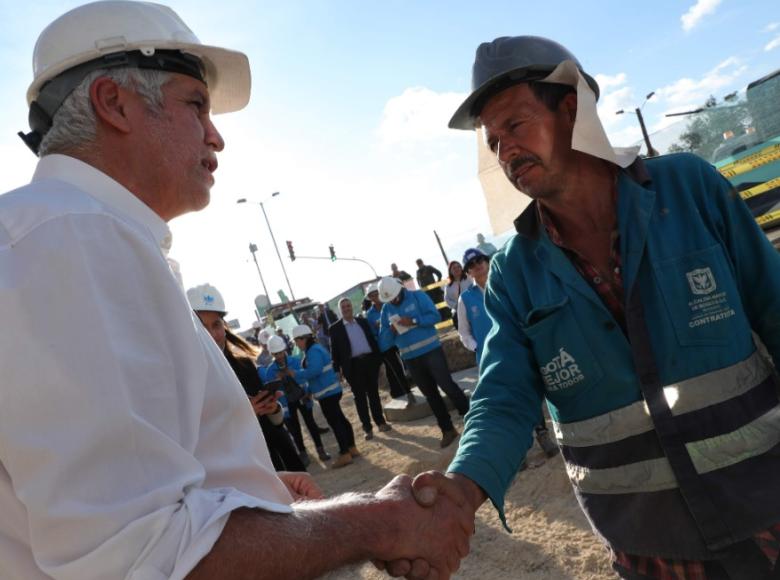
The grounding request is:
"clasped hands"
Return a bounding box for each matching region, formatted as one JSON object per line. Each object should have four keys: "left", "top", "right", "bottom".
{"left": 373, "top": 471, "right": 480, "bottom": 580}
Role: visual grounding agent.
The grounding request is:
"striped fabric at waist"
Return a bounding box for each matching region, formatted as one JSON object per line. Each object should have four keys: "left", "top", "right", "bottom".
{"left": 314, "top": 382, "right": 341, "bottom": 400}
{"left": 552, "top": 350, "right": 780, "bottom": 494}
{"left": 399, "top": 334, "right": 438, "bottom": 355}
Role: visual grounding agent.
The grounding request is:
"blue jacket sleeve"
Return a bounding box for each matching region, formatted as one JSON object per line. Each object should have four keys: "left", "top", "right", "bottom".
{"left": 294, "top": 347, "right": 326, "bottom": 382}
{"left": 378, "top": 307, "right": 395, "bottom": 352}
{"left": 448, "top": 253, "right": 543, "bottom": 530}
{"left": 264, "top": 362, "right": 278, "bottom": 381}
{"left": 414, "top": 291, "right": 441, "bottom": 327}
{"left": 700, "top": 159, "right": 780, "bottom": 363}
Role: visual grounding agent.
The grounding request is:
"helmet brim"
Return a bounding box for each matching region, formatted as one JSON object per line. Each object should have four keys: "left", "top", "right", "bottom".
{"left": 448, "top": 66, "right": 599, "bottom": 130}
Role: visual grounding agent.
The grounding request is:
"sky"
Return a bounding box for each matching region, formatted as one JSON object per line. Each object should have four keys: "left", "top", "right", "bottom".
{"left": 0, "top": 0, "right": 778, "bottom": 327}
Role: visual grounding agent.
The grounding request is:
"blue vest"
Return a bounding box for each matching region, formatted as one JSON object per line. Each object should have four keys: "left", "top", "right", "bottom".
{"left": 293, "top": 344, "right": 342, "bottom": 400}
{"left": 265, "top": 355, "right": 314, "bottom": 411}
{"left": 461, "top": 284, "right": 491, "bottom": 363}
{"left": 378, "top": 290, "right": 440, "bottom": 360}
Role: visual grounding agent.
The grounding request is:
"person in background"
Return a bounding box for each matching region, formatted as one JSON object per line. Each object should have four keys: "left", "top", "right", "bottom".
{"left": 255, "top": 327, "right": 274, "bottom": 368}
{"left": 378, "top": 277, "right": 470, "bottom": 448}
{"left": 316, "top": 304, "right": 338, "bottom": 350}
{"left": 330, "top": 297, "right": 392, "bottom": 440}
{"left": 275, "top": 326, "right": 293, "bottom": 354}
{"left": 457, "top": 250, "right": 558, "bottom": 459}
{"left": 285, "top": 324, "right": 358, "bottom": 468}
{"left": 476, "top": 232, "right": 498, "bottom": 256}
{"left": 265, "top": 335, "right": 332, "bottom": 467}
{"left": 445, "top": 260, "right": 473, "bottom": 330}
{"left": 390, "top": 262, "right": 413, "bottom": 285}
{"left": 415, "top": 258, "right": 449, "bottom": 322}
{"left": 188, "top": 284, "right": 306, "bottom": 473}
{"left": 364, "top": 283, "right": 417, "bottom": 407}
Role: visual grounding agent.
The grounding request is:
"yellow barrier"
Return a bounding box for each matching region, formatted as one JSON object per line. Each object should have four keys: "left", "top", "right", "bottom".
{"left": 718, "top": 143, "right": 780, "bottom": 174}
{"left": 739, "top": 177, "right": 780, "bottom": 201}
{"left": 719, "top": 147, "right": 780, "bottom": 179}
{"left": 435, "top": 319, "right": 454, "bottom": 330}
{"left": 756, "top": 210, "right": 780, "bottom": 227}
{"left": 422, "top": 279, "right": 447, "bottom": 291}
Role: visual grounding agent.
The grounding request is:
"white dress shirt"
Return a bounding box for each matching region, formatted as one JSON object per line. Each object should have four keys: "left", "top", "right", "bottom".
{"left": 0, "top": 155, "right": 292, "bottom": 580}
{"left": 457, "top": 283, "right": 486, "bottom": 352}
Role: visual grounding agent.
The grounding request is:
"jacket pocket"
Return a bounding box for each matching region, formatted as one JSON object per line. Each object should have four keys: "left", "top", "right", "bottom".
{"left": 653, "top": 244, "right": 741, "bottom": 346}
{"left": 523, "top": 297, "right": 604, "bottom": 403}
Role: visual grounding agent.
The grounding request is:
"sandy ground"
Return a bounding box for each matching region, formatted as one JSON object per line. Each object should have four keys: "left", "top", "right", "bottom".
{"left": 296, "top": 373, "right": 616, "bottom": 580}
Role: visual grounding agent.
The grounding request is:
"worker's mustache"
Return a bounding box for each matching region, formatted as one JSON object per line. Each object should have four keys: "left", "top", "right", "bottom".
{"left": 506, "top": 155, "right": 542, "bottom": 176}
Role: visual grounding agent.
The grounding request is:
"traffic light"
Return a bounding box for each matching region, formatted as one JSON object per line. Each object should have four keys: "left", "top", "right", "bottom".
{"left": 286, "top": 240, "right": 295, "bottom": 261}
{"left": 329, "top": 244, "right": 336, "bottom": 261}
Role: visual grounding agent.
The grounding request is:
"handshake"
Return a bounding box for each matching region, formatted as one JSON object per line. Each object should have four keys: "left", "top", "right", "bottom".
{"left": 368, "top": 470, "right": 485, "bottom": 580}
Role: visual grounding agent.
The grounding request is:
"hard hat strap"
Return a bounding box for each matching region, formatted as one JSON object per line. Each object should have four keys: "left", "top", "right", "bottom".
{"left": 19, "top": 50, "right": 206, "bottom": 155}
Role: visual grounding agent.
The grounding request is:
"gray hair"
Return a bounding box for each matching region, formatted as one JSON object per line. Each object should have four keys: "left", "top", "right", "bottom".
{"left": 38, "top": 67, "right": 171, "bottom": 157}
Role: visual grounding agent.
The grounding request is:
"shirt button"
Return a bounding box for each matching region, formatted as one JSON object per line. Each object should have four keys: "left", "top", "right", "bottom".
{"left": 593, "top": 276, "right": 602, "bottom": 284}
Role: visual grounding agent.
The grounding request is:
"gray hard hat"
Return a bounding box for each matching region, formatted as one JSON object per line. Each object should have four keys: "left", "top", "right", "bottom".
{"left": 449, "top": 35, "right": 600, "bottom": 130}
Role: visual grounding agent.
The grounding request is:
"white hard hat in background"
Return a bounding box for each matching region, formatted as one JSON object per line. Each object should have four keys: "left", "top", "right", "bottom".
{"left": 251, "top": 320, "right": 263, "bottom": 329}
{"left": 378, "top": 276, "right": 403, "bottom": 303}
{"left": 186, "top": 283, "right": 227, "bottom": 314}
{"left": 292, "top": 324, "right": 313, "bottom": 339}
{"left": 267, "top": 335, "right": 287, "bottom": 354}
{"left": 257, "top": 328, "right": 272, "bottom": 345}
{"left": 28, "top": 0, "right": 250, "bottom": 112}
{"left": 365, "top": 282, "right": 379, "bottom": 295}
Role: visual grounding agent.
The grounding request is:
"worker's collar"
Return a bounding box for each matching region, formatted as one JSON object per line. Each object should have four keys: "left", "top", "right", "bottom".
{"left": 513, "top": 156, "right": 651, "bottom": 239}
{"left": 32, "top": 154, "right": 172, "bottom": 254}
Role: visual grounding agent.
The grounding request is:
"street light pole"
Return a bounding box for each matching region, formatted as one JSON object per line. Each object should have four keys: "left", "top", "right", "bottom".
{"left": 259, "top": 195, "right": 296, "bottom": 301}
{"left": 237, "top": 193, "right": 296, "bottom": 302}
{"left": 616, "top": 91, "right": 659, "bottom": 157}
{"left": 248, "top": 242, "right": 270, "bottom": 299}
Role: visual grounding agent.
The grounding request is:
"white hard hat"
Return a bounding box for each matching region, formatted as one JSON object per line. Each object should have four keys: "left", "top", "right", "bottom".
{"left": 257, "top": 328, "right": 272, "bottom": 345}
{"left": 378, "top": 276, "right": 403, "bottom": 303}
{"left": 267, "top": 335, "right": 287, "bottom": 354}
{"left": 292, "top": 324, "right": 313, "bottom": 339}
{"left": 29, "top": 1, "right": 250, "bottom": 112}
{"left": 251, "top": 320, "right": 263, "bottom": 329}
{"left": 186, "top": 283, "right": 226, "bottom": 314}
{"left": 365, "top": 282, "right": 379, "bottom": 295}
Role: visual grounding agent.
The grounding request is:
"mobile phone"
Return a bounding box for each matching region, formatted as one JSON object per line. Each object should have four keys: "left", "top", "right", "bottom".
{"left": 262, "top": 379, "right": 283, "bottom": 394}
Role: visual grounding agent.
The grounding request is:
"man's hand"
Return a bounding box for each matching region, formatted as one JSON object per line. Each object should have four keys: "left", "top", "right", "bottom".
{"left": 279, "top": 471, "right": 324, "bottom": 501}
{"left": 249, "top": 390, "right": 281, "bottom": 416}
{"left": 369, "top": 474, "right": 474, "bottom": 579}
{"left": 397, "top": 316, "right": 415, "bottom": 327}
{"left": 375, "top": 472, "right": 484, "bottom": 579}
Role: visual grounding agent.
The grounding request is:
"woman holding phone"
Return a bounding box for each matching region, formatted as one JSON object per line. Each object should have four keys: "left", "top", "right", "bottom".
{"left": 187, "top": 284, "right": 306, "bottom": 473}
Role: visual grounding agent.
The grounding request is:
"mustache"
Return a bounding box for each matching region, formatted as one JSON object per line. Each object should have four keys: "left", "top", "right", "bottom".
{"left": 506, "top": 155, "right": 541, "bottom": 175}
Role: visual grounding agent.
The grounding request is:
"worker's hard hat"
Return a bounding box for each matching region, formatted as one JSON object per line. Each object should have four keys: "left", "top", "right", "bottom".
{"left": 23, "top": 0, "right": 250, "bottom": 152}
{"left": 267, "top": 335, "right": 287, "bottom": 354}
{"left": 292, "top": 324, "right": 313, "bottom": 339}
{"left": 378, "top": 276, "right": 403, "bottom": 303}
{"left": 186, "top": 283, "right": 227, "bottom": 314}
{"left": 257, "top": 328, "right": 272, "bottom": 345}
{"left": 365, "top": 282, "right": 379, "bottom": 295}
{"left": 449, "top": 35, "right": 599, "bottom": 130}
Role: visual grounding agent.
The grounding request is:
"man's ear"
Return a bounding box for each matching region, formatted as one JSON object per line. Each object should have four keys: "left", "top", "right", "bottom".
{"left": 561, "top": 92, "right": 578, "bottom": 126}
{"left": 89, "top": 77, "right": 133, "bottom": 134}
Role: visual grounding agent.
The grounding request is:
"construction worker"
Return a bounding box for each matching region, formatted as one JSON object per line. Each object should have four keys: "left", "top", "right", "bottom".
{"left": 377, "top": 276, "right": 470, "bottom": 448}
{"left": 0, "top": 2, "right": 472, "bottom": 577}
{"left": 386, "top": 35, "right": 780, "bottom": 579}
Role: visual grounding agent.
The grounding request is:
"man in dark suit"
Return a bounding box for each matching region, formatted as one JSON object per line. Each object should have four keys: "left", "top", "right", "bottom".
{"left": 330, "top": 297, "right": 392, "bottom": 440}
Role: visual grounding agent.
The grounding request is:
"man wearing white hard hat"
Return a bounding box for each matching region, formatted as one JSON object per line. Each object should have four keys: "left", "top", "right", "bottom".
{"left": 0, "top": 3, "right": 473, "bottom": 579}
{"left": 365, "top": 282, "right": 417, "bottom": 405}
{"left": 377, "top": 276, "right": 470, "bottom": 449}
{"left": 394, "top": 35, "right": 780, "bottom": 579}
